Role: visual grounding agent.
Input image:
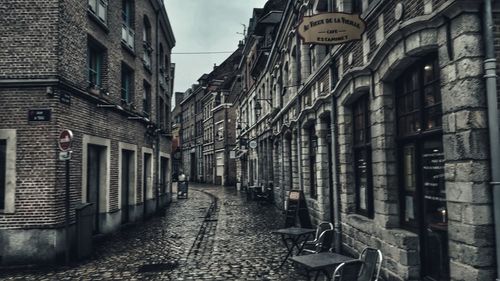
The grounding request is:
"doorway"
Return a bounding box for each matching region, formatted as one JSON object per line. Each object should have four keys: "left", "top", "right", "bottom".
{"left": 87, "top": 144, "right": 104, "bottom": 234}
{"left": 143, "top": 153, "right": 151, "bottom": 219}
{"left": 396, "top": 55, "right": 449, "bottom": 280}
{"left": 121, "top": 150, "right": 133, "bottom": 224}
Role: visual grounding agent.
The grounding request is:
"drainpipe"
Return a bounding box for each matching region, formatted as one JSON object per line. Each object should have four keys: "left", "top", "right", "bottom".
{"left": 483, "top": 1, "right": 500, "bottom": 279}
{"left": 327, "top": 0, "right": 341, "bottom": 253}
{"left": 330, "top": 94, "right": 341, "bottom": 253}
{"left": 155, "top": 8, "right": 161, "bottom": 213}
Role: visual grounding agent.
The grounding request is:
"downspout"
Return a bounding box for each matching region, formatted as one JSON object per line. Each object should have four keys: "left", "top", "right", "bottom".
{"left": 155, "top": 7, "right": 161, "bottom": 213}
{"left": 327, "top": 0, "right": 341, "bottom": 253}
{"left": 331, "top": 93, "right": 341, "bottom": 253}
{"left": 483, "top": 1, "right": 500, "bottom": 279}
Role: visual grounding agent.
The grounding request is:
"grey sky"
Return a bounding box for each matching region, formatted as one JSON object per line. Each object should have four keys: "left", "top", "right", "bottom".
{"left": 164, "top": 0, "right": 269, "bottom": 97}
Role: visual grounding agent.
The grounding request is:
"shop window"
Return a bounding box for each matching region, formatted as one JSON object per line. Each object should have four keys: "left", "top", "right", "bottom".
{"left": 352, "top": 95, "right": 373, "bottom": 217}
{"left": 121, "top": 64, "right": 134, "bottom": 103}
{"left": 88, "top": 0, "right": 108, "bottom": 24}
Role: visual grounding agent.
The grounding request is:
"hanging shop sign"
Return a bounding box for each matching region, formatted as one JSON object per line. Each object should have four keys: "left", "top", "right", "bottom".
{"left": 297, "top": 13, "right": 366, "bottom": 45}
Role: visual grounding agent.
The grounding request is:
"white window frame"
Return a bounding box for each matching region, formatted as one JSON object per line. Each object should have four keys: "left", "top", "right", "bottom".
{"left": 0, "top": 129, "right": 16, "bottom": 214}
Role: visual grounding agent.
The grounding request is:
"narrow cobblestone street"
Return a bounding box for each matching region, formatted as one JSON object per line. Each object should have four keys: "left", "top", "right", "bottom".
{"left": 0, "top": 184, "right": 308, "bottom": 281}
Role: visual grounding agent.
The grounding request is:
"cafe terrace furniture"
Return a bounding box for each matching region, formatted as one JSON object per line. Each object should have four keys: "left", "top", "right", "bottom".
{"left": 290, "top": 252, "right": 358, "bottom": 281}
{"left": 301, "top": 228, "right": 335, "bottom": 255}
{"left": 332, "top": 260, "right": 364, "bottom": 281}
{"left": 301, "top": 222, "right": 334, "bottom": 253}
{"left": 271, "top": 227, "right": 316, "bottom": 268}
{"left": 357, "top": 247, "right": 383, "bottom": 281}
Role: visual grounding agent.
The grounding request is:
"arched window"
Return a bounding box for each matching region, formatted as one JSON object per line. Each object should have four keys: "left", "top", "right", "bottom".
{"left": 396, "top": 55, "right": 448, "bottom": 280}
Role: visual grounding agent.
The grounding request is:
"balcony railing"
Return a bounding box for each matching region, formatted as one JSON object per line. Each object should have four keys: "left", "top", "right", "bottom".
{"left": 121, "top": 24, "right": 135, "bottom": 50}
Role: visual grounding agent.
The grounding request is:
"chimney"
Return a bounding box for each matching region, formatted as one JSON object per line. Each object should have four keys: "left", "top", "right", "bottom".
{"left": 213, "top": 63, "right": 217, "bottom": 70}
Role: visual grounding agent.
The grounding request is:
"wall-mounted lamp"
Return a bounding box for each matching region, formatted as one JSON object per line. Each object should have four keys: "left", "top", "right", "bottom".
{"left": 236, "top": 121, "right": 248, "bottom": 130}
{"left": 254, "top": 97, "right": 272, "bottom": 118}
{"left": 46, "top": 86, "right": 54, "bottom": 97}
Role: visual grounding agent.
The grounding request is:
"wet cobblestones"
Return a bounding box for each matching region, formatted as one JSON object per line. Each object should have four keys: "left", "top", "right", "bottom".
{"left": 0, "top": 184, "right": 308, "bottom": 281}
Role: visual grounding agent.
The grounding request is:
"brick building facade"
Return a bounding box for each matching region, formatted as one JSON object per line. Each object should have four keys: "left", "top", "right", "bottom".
{"left": 234, "top": 0, "right": 500, "bottom": 280}
{"left": 0, "top": 0, "right": 175, "bottom": 265}
{"left": 180, "top": 48, "right": 242, "bottom": 186}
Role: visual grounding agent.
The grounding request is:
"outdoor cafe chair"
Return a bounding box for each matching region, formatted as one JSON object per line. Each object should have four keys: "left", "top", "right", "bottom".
{"left": 332, "top": 260, "right": 364, "bottom": 281}
{"left": 301, "top": 228, "right": 335, "bottom": 255}
{"left": 302, "top": 222, "right": 334, "bottom": 253}
{"left": 357, "top": 247, "right": 383, "bottom": 281}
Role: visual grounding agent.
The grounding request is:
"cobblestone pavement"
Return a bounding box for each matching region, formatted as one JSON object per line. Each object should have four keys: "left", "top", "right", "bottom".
{"left": 0, "top": 184, "right": 310, "bottom": 281}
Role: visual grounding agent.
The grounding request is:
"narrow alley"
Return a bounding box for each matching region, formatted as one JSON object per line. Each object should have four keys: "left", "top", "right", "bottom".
{"left": 0, "top": 184, "right": 307, "bottom": 281}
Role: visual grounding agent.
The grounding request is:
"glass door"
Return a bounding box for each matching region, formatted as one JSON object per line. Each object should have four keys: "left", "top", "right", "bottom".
{"left": 421, "top": 140, "right": 449, "bottom": 281}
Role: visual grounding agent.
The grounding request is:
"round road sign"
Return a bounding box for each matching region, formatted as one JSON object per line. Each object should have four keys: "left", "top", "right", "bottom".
{"left": 58, "top": 130, "right": 73, "bottom": 151}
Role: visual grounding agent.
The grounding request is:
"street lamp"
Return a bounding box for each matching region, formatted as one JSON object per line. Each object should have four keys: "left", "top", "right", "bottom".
{"left": 254, "top": 97, "right": 272, "bottom": 118}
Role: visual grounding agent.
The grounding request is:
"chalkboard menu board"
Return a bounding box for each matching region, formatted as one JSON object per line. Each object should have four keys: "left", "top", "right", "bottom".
{"left": 284, "top": 190, "right": 312, "bottom": 228}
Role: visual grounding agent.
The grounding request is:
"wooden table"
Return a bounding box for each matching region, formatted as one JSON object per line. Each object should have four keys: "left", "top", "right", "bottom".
{"left": 290, "top": 252, "right": 357, "bottom": 281}
{"left": 271, "top": 227, "right": 316, "bottom": 268}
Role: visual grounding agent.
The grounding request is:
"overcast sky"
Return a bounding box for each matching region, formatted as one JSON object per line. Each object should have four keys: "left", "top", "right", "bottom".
{"left": 164, "top": 0, "right": 269, "bottom": 98}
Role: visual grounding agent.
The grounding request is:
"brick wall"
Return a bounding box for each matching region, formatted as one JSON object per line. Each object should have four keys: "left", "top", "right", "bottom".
{"left": 0, "top": 1, "right": 59, "bottom": 79}
{"left": 0, "top": 0, "right": 173, "bottom": 230}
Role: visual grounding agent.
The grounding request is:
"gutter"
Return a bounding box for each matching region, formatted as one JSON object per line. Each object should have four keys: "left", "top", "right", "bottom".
{"left": 483, "top": 1, "right": 500, "bottom": 280}
{"left": 155, "top": 7, "right": 161, "bottom": 212}
{"left": 328, "top": 0, "right": 341, "bottom": 254}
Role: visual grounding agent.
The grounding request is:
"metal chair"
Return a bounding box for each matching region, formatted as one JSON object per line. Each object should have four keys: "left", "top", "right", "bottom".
{"left": 357, "top": 247, "right": 383, "bottom": 281}
{"left": 332, "top": 260, "right": 364, "bottom": 281}
{"left": 301, "top": 229, "right": 335, "bottom": 254}
{"left": 301, "top": 222, "right": 334, "bottom": 253}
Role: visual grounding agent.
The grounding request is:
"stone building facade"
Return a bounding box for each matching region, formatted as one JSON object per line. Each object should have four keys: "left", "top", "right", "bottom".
{"left": 0, "top": 0, "right": 175, "bottom": 265}
{"left": 234, "top": 0, "right": 500, "bottom": 280}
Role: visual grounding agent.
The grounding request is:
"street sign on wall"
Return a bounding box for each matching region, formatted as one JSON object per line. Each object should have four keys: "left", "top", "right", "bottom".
{"left": 297, "top": 13, "right": 366, "bottom": 45}
{"left": 28, "top": 109, "right": 51, "bottom": 121}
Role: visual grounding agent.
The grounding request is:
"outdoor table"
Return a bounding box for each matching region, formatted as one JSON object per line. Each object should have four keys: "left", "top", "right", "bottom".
{"left": 290, "top": 252, "right": 358, "bottom": 281}
{"left": 271, "top": 227, "right": 316, "bottom": 268}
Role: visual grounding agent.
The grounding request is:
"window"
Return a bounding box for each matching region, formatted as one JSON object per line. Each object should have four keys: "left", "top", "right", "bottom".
{"left": 0, "top": 130, "right": 15, "bottom": 213}
{"left": 351, "top": 0, "right": 362, "bottom": 13}
{"left": 121, "top": 0, "right": 135, "bottom": 50}
{"left": 0, "top": 140, "right": 6, "bottom": 210}
{"left": 88, "top": 44, "right": 104, "bottom": 87}
{"left": 88, "top": 0, "right": 108, "bottom": 24}
{"left": 121, "top": 64, "right": 134, "bottom": 103}
{"left": 353, "top": 95, "right": 373, "bottom": 217}
{"left": 309, "top": 126, "right": 317, "bottom": 199}
{"left": 142, "top": 16, "right": 152, "bottom": 70}
{"left": 143, "top": 82, "right": 151, "bottom": 116}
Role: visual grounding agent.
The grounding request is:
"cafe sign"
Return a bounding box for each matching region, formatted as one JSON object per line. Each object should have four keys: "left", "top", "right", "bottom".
{"left": 297, "top": 13, "right": 366, "bottom": 45}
